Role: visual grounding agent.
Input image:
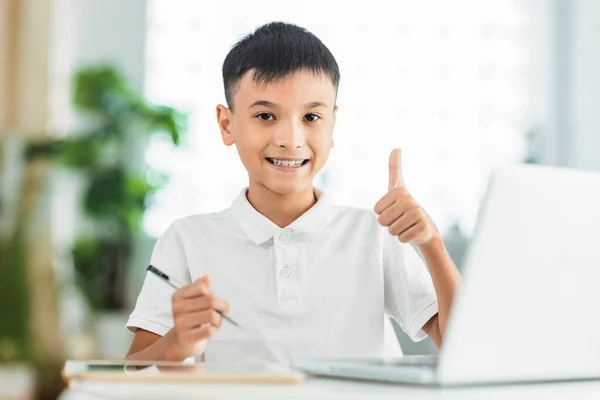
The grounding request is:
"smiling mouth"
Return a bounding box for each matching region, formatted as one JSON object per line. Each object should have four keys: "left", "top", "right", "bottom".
{"left": 265, "top": 157, "right": 310, "bottom": 167}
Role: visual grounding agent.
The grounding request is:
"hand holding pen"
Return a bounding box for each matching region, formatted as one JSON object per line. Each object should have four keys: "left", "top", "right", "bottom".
{"left": 147, "top": 265, "right": 241, "bottom": 359}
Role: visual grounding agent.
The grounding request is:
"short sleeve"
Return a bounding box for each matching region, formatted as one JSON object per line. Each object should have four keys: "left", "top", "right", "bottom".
{"left": 383, "top": 230, "right": 438, "bottom": 342}
{"left": 126, "top": 220, "right": 192, "bottom": 336}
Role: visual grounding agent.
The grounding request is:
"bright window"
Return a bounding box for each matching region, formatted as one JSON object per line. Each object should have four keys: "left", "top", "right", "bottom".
{"left": 144, "top": 0, "right": 533, "bottom": 238}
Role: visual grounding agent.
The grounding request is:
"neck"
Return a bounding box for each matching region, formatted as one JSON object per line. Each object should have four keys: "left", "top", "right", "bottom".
{"left": 246, "top": 182, "right": 317, "bottom": 228}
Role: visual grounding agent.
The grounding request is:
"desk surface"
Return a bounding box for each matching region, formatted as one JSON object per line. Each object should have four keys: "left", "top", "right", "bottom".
{"left": 61, "top": 377, "right": 600, "bottom": 400}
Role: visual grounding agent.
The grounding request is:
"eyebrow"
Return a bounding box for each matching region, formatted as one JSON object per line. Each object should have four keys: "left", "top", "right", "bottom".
{"left": 248, "top": 100, "right": 277, "bottom": 109}
{"left": 305, "top": 101, "right": 329, "bottom": 109}
{"left": 248, "top": 100, "right": 329, "bottom": 110}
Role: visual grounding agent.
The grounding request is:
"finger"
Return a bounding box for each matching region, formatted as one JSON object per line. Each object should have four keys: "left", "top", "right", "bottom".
{"left": 179, "top": 309, "right": 222, "bottom": 329}
{"left": 388, "top": 148, "right": 405, "bottom": 192}
{"left": 189, "top": 324, "right": 218, "bottom": 341}
{"left": 374, "top": 186, "right": 409, "bottom": 215}
{"left": 388, "top": 210, "right": 421, "bottom": 236}
{"left": 176, "top": 295, "right": 230, "bottom": 314}
{"left": 398, "top": 222, "right": 427, "bottom": 243}
{"left": 198, "top": 274, "right": 211, "bottom": 287}
{"left": 194, "top": 295, "right": 230, "bottom": 313}
{"left": 193, "top": 275, "right": 212, "bottom": 291}
{"left": 377, "top": 200, "right": 410, "bottom": 227}
{"left": 175, "top": 281, "right": 212, "bottom": 299}
{"left": 374, "top": 189, "right": 398, "bottom": 215}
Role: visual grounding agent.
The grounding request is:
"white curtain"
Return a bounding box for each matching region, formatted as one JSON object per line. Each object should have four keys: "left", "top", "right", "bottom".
{"left": 143, "top": 0, "right": 535, "bottom": 238}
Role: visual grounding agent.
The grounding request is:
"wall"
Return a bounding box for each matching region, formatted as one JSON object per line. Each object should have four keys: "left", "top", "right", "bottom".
{"left": 566, "top": 0, "right": 600, "bottom": 170}
{"left": 51, "top": 0, "right": 147, "bottom": 131}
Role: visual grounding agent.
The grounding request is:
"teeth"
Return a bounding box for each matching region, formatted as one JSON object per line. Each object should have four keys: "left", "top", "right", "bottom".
{"left": 271, "top": 159, "right": 304, "bottom": 167}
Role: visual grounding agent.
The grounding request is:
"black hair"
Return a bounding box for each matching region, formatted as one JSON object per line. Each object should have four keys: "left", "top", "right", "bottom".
{"left": 222, "top": 21, "right": 340, "bottom": 110}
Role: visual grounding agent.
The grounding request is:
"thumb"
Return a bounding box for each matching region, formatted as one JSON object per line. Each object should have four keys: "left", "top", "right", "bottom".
{"left": 199, "top": 274, "right": 211, "bottom": 287}
{"left": 388, "top": 148, "right": 404, "bottom": 192}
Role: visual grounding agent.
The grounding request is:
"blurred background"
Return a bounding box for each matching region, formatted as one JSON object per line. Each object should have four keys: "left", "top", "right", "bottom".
{"left": 1, "top": 0, "right": 599, "bottom": 398}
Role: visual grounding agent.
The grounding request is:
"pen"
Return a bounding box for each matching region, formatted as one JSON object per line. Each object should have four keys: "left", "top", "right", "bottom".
{"left": 147, "top": 265, "right": 242, "bottom": 329}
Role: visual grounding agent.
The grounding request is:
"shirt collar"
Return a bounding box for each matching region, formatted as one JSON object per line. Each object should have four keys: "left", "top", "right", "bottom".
{"left": 230, "top": 187, "right": 334, "bottom": 245}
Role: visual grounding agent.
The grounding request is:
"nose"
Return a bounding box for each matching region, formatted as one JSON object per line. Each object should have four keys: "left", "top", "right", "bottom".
{"left": 275, "top": 120, "right": 306, "bottom": 149}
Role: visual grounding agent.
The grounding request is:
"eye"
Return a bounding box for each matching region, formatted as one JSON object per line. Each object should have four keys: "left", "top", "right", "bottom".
{"left": 303, "top": 113, "right": 320, "bottom": 122}
{"left": 256, "top": 112, "right": 275, "bottom": 121}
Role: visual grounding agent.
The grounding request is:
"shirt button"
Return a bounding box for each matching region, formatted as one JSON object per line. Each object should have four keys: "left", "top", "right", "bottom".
{"left": 280, "top": 267, "right": 292, "bottom": 277}
{"left": 278, "top": 231, "right": 291, "bottom": 244}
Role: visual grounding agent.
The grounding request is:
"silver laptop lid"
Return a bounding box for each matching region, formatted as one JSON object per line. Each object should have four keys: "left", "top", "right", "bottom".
{"left": 438, "top": 165, "right": 600, "bottom": 385}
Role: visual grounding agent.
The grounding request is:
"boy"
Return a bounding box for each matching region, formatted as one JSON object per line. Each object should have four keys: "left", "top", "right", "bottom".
{"left": 126, "top": 22, "right": 460, "bottom": 362}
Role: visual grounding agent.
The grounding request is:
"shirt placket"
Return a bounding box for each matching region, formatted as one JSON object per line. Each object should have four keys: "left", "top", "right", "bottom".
{"left": 274, "top": 228, "right": 303, "bottom": 310}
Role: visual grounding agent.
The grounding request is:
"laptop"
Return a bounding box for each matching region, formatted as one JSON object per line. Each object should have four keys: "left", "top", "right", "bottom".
{"left": 294, "top": 164, "right": 600, "bottom": 386}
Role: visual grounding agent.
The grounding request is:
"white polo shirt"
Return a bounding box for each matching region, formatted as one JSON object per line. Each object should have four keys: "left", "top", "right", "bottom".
{"left": 127, "top": 189, "right": 438, "bottom": 362}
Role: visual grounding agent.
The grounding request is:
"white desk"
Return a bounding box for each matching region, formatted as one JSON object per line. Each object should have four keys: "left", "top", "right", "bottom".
{"left": 61, "top": 378, "right": 600, "bottom": 400}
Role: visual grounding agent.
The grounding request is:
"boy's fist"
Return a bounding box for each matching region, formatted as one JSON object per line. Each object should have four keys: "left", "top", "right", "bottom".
{"left": 374, "top": 149, "right": 440, "bottom": 246}
{"left": 168, "top": 275, "right": 230, "bottom": 358}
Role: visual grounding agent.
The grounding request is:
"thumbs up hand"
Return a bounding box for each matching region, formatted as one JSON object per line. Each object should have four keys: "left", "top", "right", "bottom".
{"left": 374, "top": 149, "right": 440, "bottom": 246}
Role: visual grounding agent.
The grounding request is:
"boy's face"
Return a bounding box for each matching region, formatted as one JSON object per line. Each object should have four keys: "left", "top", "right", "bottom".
{"left": 217, "top": 69, "right": 337, "bottom": 196}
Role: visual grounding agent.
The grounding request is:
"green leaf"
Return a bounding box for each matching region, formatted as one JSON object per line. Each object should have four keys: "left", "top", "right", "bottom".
{"left": 83, "top": 167, "right": 127, "bottom": 219}
{"left": 57, "top": 136, "right": 100, "bottom": 168}
{"left": 73, "top": 66, "right": 132, "bottom": 116}
{"left": 71, "top": 237, "right": 130, "bottom": 310}
{"left": 141, "top": 106, "right": 188, "bottom": 145}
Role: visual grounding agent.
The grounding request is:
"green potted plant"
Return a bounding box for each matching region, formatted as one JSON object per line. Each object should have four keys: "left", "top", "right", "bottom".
{"left": 26, "top": 65, "right": 186, "bottom": 356}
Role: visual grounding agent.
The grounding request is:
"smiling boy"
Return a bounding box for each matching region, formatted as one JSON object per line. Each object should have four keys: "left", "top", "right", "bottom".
{"left": 125, "top": 22, "right": 460, "bottom": 362}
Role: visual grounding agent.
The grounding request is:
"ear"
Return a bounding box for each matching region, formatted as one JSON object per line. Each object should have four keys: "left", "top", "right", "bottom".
{"left": 331, "top": 105, "right": 339, "bottom": 149}
{"left": 216, "top": 104, "right": 235, "bottom": 146}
